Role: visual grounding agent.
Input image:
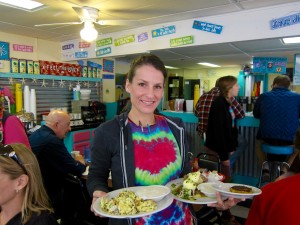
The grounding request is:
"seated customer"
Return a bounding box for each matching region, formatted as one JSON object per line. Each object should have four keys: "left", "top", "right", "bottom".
{"left": 246, "top": 172, "right": 300, "bottom": 225}
{"left": 0, "top": 143, "right": 58, "bottom": 224}
{"left": 29, "top": 110, "right": 86, "bottom": 219}
{"left": 0, "top": 87, "right": 30, "bottom": 148}
{"left": 253, "top": 75, "right": 300, "bottom": 174}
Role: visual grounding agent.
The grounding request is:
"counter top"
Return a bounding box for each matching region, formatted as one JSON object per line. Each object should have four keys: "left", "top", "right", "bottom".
{"left": 70, "top": 122, "right": 102, "bottom": 131}
{"left": 160, "top": 110, "right": 259, "bottom": 127}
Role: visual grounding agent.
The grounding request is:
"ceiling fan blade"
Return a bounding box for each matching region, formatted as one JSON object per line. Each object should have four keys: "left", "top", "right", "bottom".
{"left": 72, "top": 6, "right": 99, "bottom": 21}
{"left": 96, "top": 20, "right": 141, "bottom": 26}
{"left": 35, "top": 22, "right": 83, "bottom": 27}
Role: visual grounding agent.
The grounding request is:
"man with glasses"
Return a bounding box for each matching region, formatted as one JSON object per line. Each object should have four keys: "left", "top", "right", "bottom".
{"left": 29, "top": 110, "right": 86, "bottom": 220}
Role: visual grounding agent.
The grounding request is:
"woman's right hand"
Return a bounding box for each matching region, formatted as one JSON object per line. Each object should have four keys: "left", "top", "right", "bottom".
{"left": 91, "top": 190, "right": 108, "bottom": 217}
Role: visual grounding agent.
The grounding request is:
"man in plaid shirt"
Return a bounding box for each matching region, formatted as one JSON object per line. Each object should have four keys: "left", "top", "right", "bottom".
{"left": 194, "top": 81, "right": 245, "bottom": 138}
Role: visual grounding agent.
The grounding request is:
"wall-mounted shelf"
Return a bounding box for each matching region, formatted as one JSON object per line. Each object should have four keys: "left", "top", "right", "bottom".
{"left": 0, "top": 72, "right": 101, "bottom": 82}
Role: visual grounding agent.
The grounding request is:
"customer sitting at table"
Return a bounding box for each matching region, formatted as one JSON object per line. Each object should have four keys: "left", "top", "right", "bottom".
{"left": 246, "top": 172, "right": 300, "bottom": 225}
{"left": 29, "top": 110, "right": 86, "bottom": 220}
{"left": 253, "top": 75, "right": 300, "bottom": 179}
{"left": 0, "top": 86, "right": 30, "bottom": 148}
{"left": 0, "top": 143, "right": 58, "bottom": 225}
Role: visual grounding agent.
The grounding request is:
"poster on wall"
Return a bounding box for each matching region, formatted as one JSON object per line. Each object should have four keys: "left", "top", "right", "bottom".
{"left": 252, "top": 57, "right": 287, "bottom": 74}
{"left": 0, "top": 41, "right": 9, "bottom": 60}
{"left": 294, "top": 54, "right": 300, "bottom": 85}
{"left": 103, "top": 59, "right": 114, "bottom": 73}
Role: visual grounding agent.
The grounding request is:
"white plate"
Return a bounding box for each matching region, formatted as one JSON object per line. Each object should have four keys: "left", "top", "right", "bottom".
{"left": 212, "top": 183, "right": 262, "bottom": 199}
{"left": 92, "top": 186, "right": 174, "bottom": 218}
{"left": 197, "top": 182, "right": 218, "bottom": 197}
{"left": 166, "top": 178, "right": 220, "bottom": 204}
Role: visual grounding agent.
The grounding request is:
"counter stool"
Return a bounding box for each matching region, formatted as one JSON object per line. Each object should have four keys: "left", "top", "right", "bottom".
{"left": 258, "top": 144, "right": 293, "bottom": 187}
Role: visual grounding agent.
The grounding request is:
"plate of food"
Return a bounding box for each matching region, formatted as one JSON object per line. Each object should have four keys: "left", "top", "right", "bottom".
{"left": 212, "top": 183, "right": 262, "bottom": 199}
{"left": 93, "top": 186, "right": 173, "bottom": 218}
{"left": 166, "top": 171, "right": 223, "bottom": 204}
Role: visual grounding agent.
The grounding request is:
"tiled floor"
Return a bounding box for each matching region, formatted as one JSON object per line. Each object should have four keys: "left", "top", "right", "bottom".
{"left": 231, "top": 199, "right": 252, "bottom": 224}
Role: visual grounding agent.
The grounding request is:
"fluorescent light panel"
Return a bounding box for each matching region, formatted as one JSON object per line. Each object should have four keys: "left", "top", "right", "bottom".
{"left": 0, "top": 0, "right": 44, "bottom": 10}
{"left": 165, "top": 65, "right": 179, "bottom": 69}
{"left": 282, "top": 37, "right": 300, "bottom": 44}
{"left": 197, "top": 62, "right": 220, "bottom": 67}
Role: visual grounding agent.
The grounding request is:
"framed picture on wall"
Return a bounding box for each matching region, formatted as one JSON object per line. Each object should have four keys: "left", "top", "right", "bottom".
{"left": 0, "top": 41, "right": 9, "bottom": 60}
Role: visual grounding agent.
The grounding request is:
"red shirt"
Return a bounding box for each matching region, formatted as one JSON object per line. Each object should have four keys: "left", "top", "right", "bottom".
{"left": 246, "top": 174, "right": 300, "bottom": 225}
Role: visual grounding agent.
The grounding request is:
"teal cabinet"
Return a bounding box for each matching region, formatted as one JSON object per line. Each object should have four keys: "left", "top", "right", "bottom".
{"left": 64, "top": 128, "right": 95, "bottom": 154}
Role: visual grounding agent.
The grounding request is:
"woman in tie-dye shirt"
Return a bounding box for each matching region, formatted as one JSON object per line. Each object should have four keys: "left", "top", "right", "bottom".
{"left": 87, "top": 55, "right": 237, "bottom": 225}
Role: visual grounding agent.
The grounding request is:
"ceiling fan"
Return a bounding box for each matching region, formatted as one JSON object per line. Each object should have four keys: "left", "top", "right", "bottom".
{"left": 35, "top": 6, "right": 140, "bottom": 42}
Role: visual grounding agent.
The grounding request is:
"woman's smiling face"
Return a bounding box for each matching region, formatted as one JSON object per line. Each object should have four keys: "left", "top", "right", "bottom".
{"left": 126, "top": 64, "right": 164, "bottom": 115}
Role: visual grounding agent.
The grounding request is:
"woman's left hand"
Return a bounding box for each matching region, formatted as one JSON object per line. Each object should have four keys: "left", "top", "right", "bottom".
{"left": 207, "top": 192, "right": 245, "bottom": 210}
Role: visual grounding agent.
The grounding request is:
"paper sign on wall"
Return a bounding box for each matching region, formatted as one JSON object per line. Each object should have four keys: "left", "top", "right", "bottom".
{"left": 193, "top": 20, "right": 223, "bottom": 34}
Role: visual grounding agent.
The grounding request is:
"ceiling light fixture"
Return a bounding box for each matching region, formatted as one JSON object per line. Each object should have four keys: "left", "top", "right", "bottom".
{"left": 197, "top": 62, "right": 220, "bottom": 67}
{"left": 282, "top": 37, "right": 300, "bottom": 44}
{"left": 0, "top": 0, "right": 44, "bottom": 10}
{"left": 165, "top": 65, "right": 179, "bottom": 69}
{"left": 80, "top": 22, "right": 98, "bottom": 42}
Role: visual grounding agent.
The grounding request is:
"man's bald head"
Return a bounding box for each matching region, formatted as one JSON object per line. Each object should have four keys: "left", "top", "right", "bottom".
{"left": 46, "top": 110, "right": 71, "bottom": 139}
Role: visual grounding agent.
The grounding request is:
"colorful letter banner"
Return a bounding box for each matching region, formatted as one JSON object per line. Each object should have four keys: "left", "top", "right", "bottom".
{"left": 152, "top": 25, "right": 176, "bottom": 38}
{"left": 39, "top": 60, "right": 82, "bottom": 77}
{"left": 13, "top": 44, "right": 33, "bottom": 52}
{"left": 252, "top": 57, "right": 287, "bottom": 74}
{"left": 96, "top": 47, "right": 111, "bottom": 57}
{"left": 170, "top": 36, "right": 194, "bottom": 47}
{"left": 271, "top": 13, "right": 300, "bottom": 30}
{"left": 114, "top": 35, "right": 135, "bottom": 46}
{"left": 75, "top": 51, "right": 88, "bottom": 58}
{"left": 138, "top": 32, "right": 148, "bottom": 42}
{"left": 193, "top": 20, "right": 223, "bottom": 34}
{"left": 96, "top": 38, "right": 113, "bottom": 47}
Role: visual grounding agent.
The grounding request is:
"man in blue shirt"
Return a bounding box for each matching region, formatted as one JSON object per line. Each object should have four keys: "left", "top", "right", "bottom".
{"left": 253, "top": 75, "right": 300, "bottom": 180}
{"left": 29, "top": 110, "right": 86, "bottom": 220}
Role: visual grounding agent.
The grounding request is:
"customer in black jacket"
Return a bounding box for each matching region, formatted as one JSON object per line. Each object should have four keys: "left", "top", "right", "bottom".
{"left": 29, "top": 110, "right": 86, "bottom": 219}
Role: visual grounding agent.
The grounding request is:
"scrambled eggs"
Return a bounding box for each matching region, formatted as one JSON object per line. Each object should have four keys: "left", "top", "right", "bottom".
{"left": 100, "top": 190, "right": 157, "bottom": 215}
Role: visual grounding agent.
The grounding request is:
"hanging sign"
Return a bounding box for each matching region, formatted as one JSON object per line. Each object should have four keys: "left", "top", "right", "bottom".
{"left": 96, "top": 47, "right": 111, "bottom": 57}
{"left": 96, "top": 38, "right": 113, "bottom": 47}
{"left": 193, "top": 20, "right": 223, "bottom": 34}
{"left": 75, "top": 51, "right": 88, "bottom": 58}
{"left": 114, "top": 35, "right": 135, "bottom": 46}
{"left": 138, "top": 32, "right": 148, "bottom": 42}
{"left": 270, "top": 12, "right": 300, "bottom": 30}
{"left": 13, "top": 44, "right": 33, "bottom": 52}
{"left": 252, "top": 57, "right": 287, "bottom": 74}
{"left": 39, "top": 60, "right": 82, "bottom": 77}
{"left": 170, "top": 36, "right": 193, "bottom": 47}
{"left": 152, "top": 25, "right": 176, "bottom": 38}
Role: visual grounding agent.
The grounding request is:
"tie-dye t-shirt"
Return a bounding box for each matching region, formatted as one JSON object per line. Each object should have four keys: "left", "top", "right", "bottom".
{"left": 129, "top": 115, "right": 193, "bottom": 225}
